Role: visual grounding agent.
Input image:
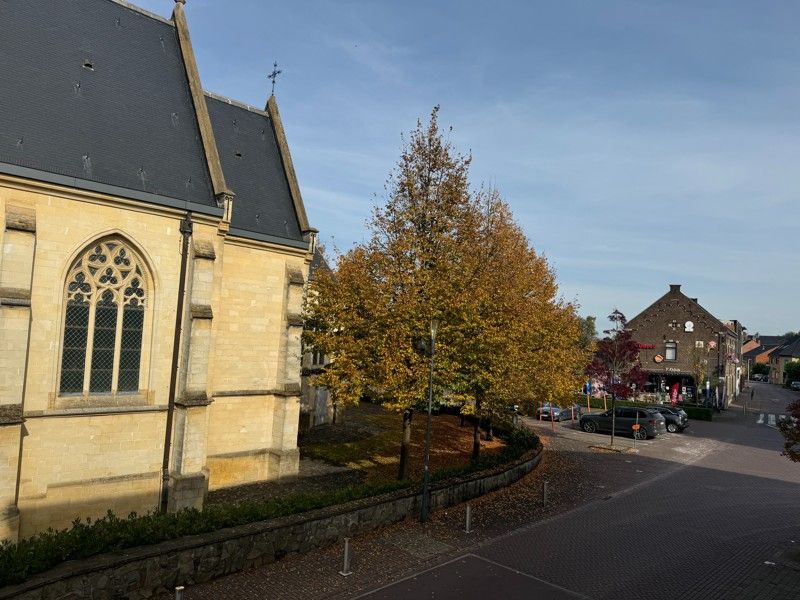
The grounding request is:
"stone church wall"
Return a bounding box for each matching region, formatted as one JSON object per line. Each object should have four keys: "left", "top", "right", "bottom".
{"left": 0, "top": 179, "right": 309, "bottom": 541}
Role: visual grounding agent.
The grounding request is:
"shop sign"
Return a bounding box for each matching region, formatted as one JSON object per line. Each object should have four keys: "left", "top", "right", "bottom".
{"left": 654, "top": 354, "right": 664, "bottom": 363}
{"left": 638, "top": 343, "right": 656, "bottom": 349}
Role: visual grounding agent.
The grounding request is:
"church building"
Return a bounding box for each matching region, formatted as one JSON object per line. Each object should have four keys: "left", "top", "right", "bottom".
{"left": 0, "top": 0, "right": 315, "bottom": 540}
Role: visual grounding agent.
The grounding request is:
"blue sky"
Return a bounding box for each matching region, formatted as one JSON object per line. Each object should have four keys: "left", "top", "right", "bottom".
{"left": 137, "top": 0, "right": 799, "bottom": 336}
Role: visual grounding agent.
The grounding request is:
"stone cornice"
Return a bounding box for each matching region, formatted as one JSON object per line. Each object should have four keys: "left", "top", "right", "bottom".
{"left": 0, "top": 172, "right": 222, "bottom": 226}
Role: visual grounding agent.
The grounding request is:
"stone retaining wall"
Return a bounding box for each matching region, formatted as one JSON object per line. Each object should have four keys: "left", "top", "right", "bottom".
{"left": 2, "top": 446, "right": 542, "bottom": 600}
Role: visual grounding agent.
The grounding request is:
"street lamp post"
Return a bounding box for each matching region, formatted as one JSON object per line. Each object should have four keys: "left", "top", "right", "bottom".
{"left": 420, "top": 319, "right": 438, "bottom": 524}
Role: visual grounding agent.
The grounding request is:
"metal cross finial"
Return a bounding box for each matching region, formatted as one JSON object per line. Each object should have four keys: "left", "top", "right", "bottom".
{"left": 268, "top": 61, "right": 282, "bottom": 96}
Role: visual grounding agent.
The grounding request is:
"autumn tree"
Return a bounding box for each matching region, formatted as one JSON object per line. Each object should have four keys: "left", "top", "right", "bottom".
{"left": 305, "top": 108, "right": 589, "bottom": 475}
{"left": 430, "top": 192, "right": 587, "bottom": 462}
{"left": 304, "top": 107, "right": 475, "bottom": 480}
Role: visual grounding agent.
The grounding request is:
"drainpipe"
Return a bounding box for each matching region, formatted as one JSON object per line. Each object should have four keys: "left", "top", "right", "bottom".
{"left": 160, "top": 212, "right": 193, "bottom": 513}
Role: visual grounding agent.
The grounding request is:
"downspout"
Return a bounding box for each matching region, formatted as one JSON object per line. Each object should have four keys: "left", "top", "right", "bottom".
{"left": 160, "top": 212, "right": 193, "bottom": 513}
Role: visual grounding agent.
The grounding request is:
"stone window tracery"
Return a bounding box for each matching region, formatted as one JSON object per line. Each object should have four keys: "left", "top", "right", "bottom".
{"left": 59, "top": 239, "right": 148, "bottom": 395}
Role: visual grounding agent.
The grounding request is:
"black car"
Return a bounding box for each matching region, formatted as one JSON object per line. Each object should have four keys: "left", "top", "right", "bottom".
{"left": 647, "top": 406, "right": 689, "bottom": 433}
{"left": 579, "top": 407, "right": 667, "bottom": 440}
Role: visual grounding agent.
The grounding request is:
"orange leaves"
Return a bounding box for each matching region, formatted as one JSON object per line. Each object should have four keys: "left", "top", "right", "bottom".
{"left": 304, "top": 110, "right": 587, "bottom": 417}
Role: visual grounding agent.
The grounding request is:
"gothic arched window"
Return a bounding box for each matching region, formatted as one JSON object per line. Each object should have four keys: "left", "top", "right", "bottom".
{"left": 59, "top": 239, "right": 148, "bottom": 395}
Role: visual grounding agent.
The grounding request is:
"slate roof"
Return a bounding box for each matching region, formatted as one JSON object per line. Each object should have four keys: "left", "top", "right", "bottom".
{"left": 777, "top": 338, "right": 800, "bottom": 358}
{"left": 743, "top": 345, "right": 779, "bottom": 360}
{"left": 0, "top": 0, "right": 216, "bottom": 211}
{"left": 757, "top": 336, "right": 786, "bottom": 348}
{"left": 0, "top": 0, "right": 311, "bottom": 248}
{"left": 308, "top": 246, "right": 330, "bottom": 279}
{"left": 205, "top": 94, "right": 304, "bottom": 246}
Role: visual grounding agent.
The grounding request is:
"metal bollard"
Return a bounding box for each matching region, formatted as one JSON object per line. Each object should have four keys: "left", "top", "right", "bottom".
{"left": 464, "top": 502, "right": 472, "bottom": 533}
{"left": 175, "top": 586, "right": 184, "bottom": 600}
{"left": 339, "top": 537, "right": 353, "bottom": 576}
{"left": 542, "top": 481, "right": 549, "bottom": 506}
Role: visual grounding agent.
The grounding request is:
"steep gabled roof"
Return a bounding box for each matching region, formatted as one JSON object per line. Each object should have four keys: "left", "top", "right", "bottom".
{"left": 758, "top": 335, "right": 786, "bottom": 348}
{"left": 627, "top": 284, "right": 729, "bottom": 334}
{"left": 777, "top": 338, "right": 800, "bottom": 358}
{"left": 0, "top": 0, "right": 216, "bottom": 211}
{"left": 0, "top": 0, "right": 313, "bottom": 249}
{"left": 206, "top": 93, "right": 305, "bottom": 247}
{"left": 743, "top": 345, "right": 780, "bottom": 360}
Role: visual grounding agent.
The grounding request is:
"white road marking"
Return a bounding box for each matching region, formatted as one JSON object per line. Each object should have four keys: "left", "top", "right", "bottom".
{"left": 768, "top": 414, "right": 777, "bottom": 427}
{"left": 756, "top": 413, "right": 765, "bottom": 424}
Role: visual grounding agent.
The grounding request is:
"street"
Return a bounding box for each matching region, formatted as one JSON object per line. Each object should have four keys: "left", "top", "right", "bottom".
{"left": 176, "top": 382, "right": 800, "bottom": 600}
{"left": 359, "top": 383, "right": 800, "bottom": 600}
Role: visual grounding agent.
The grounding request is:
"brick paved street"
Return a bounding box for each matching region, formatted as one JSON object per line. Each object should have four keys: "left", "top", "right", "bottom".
{"left": 172, "top": 383, "right": 800, "bottom": 599}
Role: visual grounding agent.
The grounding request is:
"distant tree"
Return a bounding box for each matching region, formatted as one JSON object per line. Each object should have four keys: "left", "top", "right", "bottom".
{"left": 783, "top": 331, "right": 800, "bottom": 342}
{"left": 785, "top": 361, "right": 800, "bottom": 383}
{"left": 752, "top": 363, "right": 770, "bottom": 376}
{"left": 579, "top": 316, "right": 597, "bottom": 351}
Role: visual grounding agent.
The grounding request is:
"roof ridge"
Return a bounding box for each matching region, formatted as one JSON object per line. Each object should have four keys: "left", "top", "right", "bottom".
{"left": 204, "top": 90, "right": 269, "bottom": 117}
{"left": 106, "top": 0, "right": 174, "bottom": 26}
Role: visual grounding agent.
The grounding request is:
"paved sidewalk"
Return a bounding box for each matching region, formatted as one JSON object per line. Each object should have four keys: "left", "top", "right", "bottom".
{"left": 163, "top": 430, "right": 630, "bottom": 600}
{"left": 164, "top": 409, "right": 800, "bottom": 600}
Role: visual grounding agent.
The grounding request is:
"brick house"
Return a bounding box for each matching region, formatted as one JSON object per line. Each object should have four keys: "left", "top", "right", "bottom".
{"left": 742, "top": 335, "right": 785, "bottom": 379}
{"left": 769, "top": 339, "right": 800, "bottom": 385}
{"left": 627, "top": 285, "right": 742, "bottom": 405}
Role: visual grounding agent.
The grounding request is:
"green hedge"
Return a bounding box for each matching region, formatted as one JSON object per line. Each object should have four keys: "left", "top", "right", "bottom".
{"left": 681, "top": 406, "right": 714, "bottom": 421}
{"left": 0, "top": 480, "right": 409, "bottom": 587}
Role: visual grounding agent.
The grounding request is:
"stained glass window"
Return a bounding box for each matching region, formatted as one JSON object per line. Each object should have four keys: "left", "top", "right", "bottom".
{"left": 59, "top": 239, "right": 149, "bottom": 395}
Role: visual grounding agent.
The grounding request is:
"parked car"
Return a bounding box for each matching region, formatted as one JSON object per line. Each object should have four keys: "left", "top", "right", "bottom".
{"left": 579, "top": 407, "right": 667, "bottom": 440}
{"left": 536, "top": 403, "right": 582, "bottom": 421}
{"left": 647, "top": 406, "right": 689, "bottom": 433}
{"left": 790, "top": 381, "right": 800, "bottom": 391}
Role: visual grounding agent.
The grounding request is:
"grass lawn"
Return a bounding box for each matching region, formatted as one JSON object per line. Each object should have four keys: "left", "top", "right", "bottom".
{"left": 299, "top": 401, "right": 506, "bottom": 483}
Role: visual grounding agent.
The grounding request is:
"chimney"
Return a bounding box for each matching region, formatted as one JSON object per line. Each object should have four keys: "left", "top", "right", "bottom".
{"left": 669, "top": 284, "right": 681, "bottom": 293}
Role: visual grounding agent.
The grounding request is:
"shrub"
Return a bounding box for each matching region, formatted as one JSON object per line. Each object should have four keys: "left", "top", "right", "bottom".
{"left": 681, "top": 406, "right": 713, "bottom": 421}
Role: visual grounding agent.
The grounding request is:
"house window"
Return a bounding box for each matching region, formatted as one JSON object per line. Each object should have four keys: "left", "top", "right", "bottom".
{"left": 665, "top": 342, "right": 677, "bottom": 361}
{"left": 59, "top": 239, "right": 148, "bottom": 395}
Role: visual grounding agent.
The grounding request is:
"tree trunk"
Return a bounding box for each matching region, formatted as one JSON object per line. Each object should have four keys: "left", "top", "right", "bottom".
{"left": 486, "top": 417, "right": 494, "bottom": 441}
{"left": 398, "top": 408, "right": 413, "bottom": 480}
{"left": 471, "top": 391, "right": 482, "bottom": 463}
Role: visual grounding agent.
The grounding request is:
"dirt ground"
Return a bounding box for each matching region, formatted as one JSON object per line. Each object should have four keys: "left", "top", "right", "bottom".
{"left": 207, "top": 402, "right": 505, "bottom": 507}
